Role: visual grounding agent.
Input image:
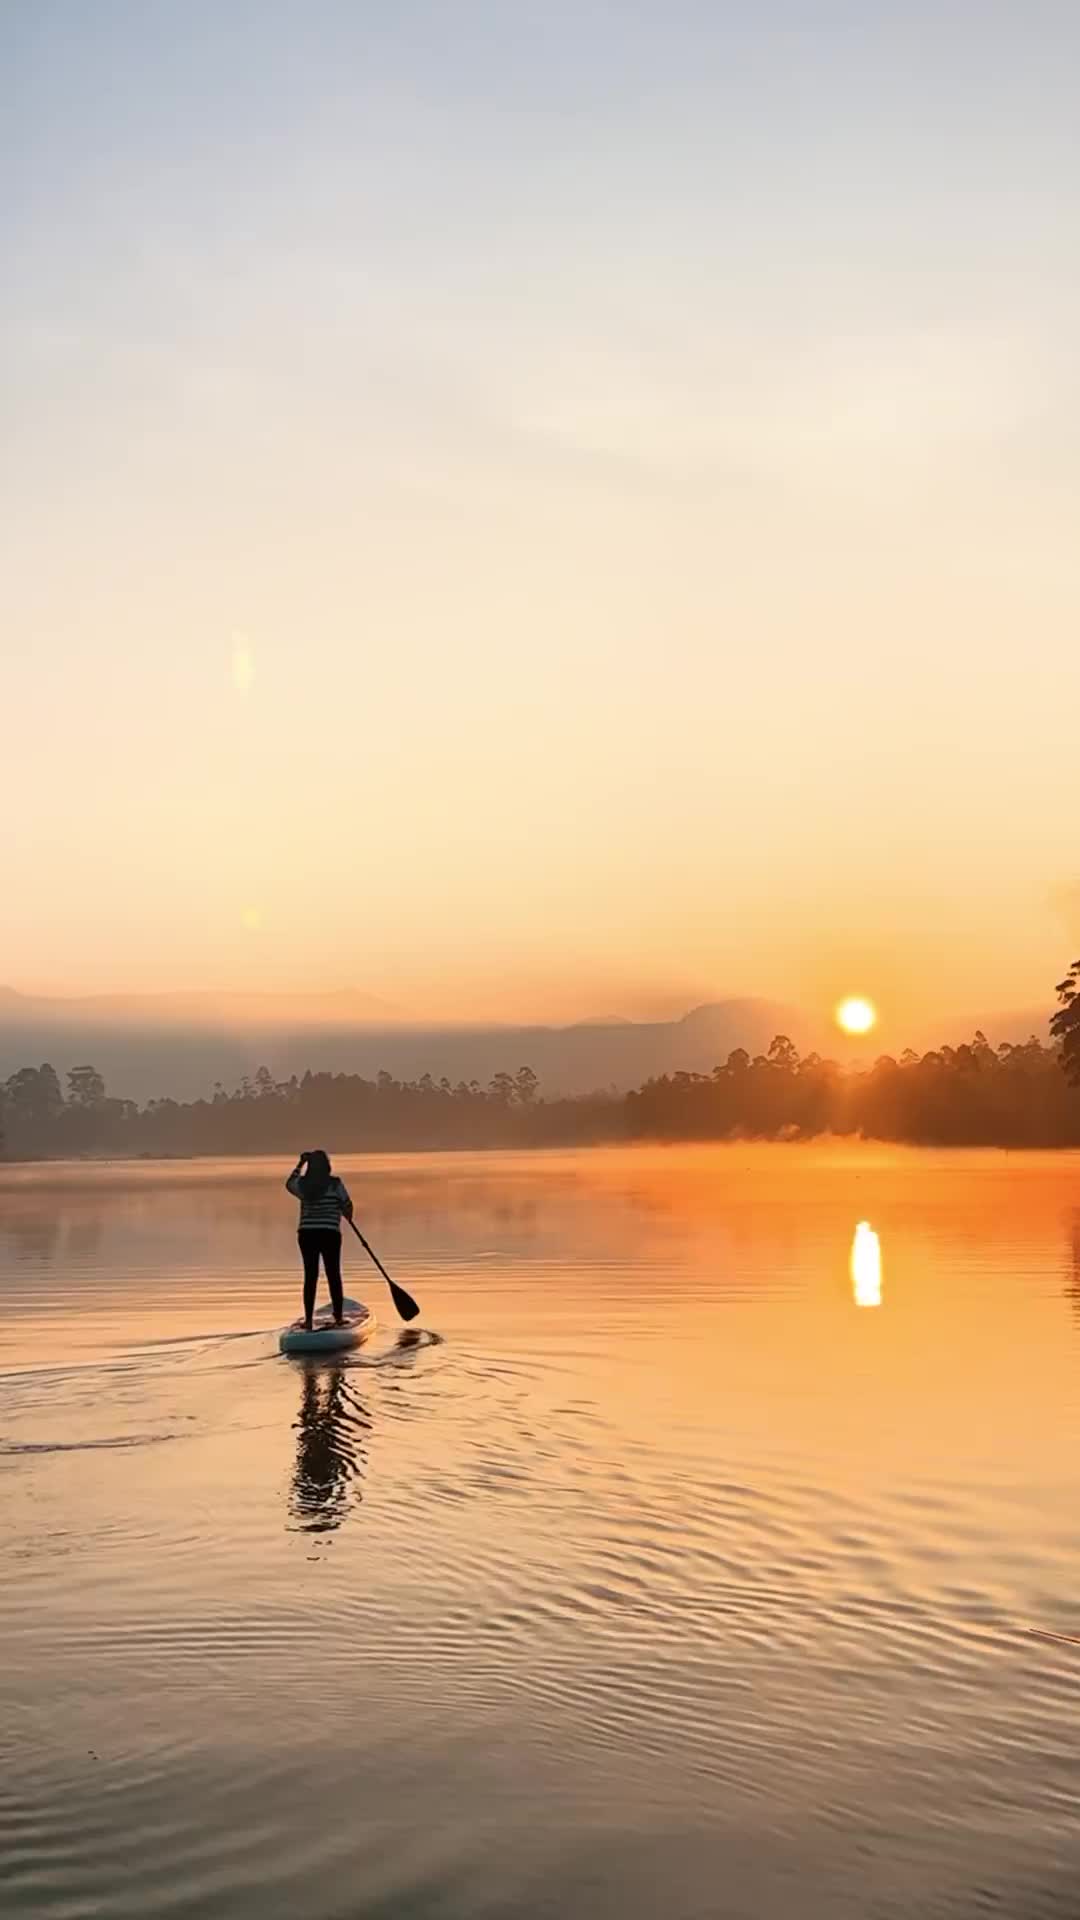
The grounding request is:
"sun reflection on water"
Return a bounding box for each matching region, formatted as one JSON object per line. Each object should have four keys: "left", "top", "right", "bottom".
{"left": 851, "top": 1220, "right": 882, "bottom": 1308}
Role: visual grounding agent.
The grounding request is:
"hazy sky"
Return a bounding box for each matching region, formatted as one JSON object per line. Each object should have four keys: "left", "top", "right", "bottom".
{"left": 4, "top": 2, "right": 1079, "bottom": 1035}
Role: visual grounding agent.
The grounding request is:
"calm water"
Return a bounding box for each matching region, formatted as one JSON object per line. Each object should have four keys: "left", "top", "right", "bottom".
{"left": 4, "top": 1144, "right": 1080, "bottom": 1919}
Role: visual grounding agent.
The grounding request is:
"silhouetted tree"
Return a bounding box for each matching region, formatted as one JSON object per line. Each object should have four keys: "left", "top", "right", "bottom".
{"left": 2, "top": 1064, "right": 65, "bottom": 1156}
{"left": 514, "top": 1066, "right": 539, "bottom": 1105}
{"left": 1052, "top": 960, "right": 1080, "bottom": 1085}
{"left": 767, "top": 1035, "right": 799, "bottom": 1072}
{"left": 67, "top": 1064, "right": 106, "bottom": 1108}
{"left": 5, "top": 1063, "right": 63, "bottom": 1119}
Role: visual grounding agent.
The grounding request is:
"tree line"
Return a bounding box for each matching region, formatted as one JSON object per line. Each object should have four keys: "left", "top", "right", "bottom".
{"left": 0, "top": 1060, "right": 620, "bottom": 1158}
{"left": 626, "top": 1031, "right": 1080, "bottom": 1147}
{"left": 0, "top": 1035, "right": 1077, "bottom": 1159}
{"left": 3, "top": 964, "right": 1080, "bottom": 1158}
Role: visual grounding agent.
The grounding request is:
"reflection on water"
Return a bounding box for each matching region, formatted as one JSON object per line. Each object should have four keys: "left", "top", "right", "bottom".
{"left": 851, "top": 1219, "right": 882, "bottom": 1307}
{"left": 289, "top": 1364, "right": 371, "bottom": 1533}
{"left": 5, "top": 1145, "right": 1080, "bottom": 1920}
{"left": 1066, "top": 1212, "right": 1080, "bottom": 1323}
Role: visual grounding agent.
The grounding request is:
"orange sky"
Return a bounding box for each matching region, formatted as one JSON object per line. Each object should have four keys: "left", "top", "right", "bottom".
{"left": 5, "top": 7, "right": 1078, "bottom": 1038}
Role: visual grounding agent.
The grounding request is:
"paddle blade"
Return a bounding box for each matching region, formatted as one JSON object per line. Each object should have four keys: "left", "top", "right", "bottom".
{"left": 348, "top": 1222, "right": 420, "bottom": 1322}
{"left": 389, "top": 1278, "right": 420, "bottom": 1322}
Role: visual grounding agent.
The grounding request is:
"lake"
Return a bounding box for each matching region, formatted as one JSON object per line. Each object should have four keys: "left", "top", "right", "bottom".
{"left": 3, "top": 1144, "right": 1080, "bottom": 1918}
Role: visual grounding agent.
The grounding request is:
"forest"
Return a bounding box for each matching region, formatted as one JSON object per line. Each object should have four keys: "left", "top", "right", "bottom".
{"left": 3, "top": 995, "right": 1080, "bottom": 1159}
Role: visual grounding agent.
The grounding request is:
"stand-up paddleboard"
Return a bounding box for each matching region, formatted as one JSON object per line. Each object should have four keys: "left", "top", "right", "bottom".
{"left": 279, "top": 1298, "right": 375, "bottom": 1355}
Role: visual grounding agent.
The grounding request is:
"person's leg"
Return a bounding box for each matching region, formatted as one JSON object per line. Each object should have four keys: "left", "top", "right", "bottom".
{"left": 298, "top": 1232, "right": 320, "bottom": 1328}
{"left": 323, "top": 1231, "right": 344, "bottom": 1323}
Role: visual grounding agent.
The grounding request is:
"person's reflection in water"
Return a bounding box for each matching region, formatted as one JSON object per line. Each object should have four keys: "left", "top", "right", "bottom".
{"left": 289, "top": 1362, "right": 372, "bottom": 1534}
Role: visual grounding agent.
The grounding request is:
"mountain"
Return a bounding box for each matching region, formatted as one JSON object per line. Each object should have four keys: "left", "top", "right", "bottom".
{"left": 0, "top": 989, "right": 801, "bottom": 1105}
{"left": 0, "top": 985, "right": 400, "bottom": 1027}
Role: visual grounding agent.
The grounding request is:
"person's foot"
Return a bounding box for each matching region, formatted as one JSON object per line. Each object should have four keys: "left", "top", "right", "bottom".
{"left": 303, "top": 1321, "right": 314, "bottom": 1332}
{"left": 333, "top": 1317, "right": 344, "bottom": 1327}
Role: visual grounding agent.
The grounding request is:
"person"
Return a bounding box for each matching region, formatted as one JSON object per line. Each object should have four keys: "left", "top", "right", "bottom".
{"left": 285, "top": 1150, "right": 354, "bottom": 1329}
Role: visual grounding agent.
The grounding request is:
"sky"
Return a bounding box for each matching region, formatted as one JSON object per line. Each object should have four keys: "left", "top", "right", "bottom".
{"left": 3, "top": 1, "right": 1079, "bottom": 1040}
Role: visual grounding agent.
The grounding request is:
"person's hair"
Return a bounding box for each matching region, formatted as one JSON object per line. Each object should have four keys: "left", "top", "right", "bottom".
{"left": 300, "top": 1149, "right": 332, "bottom": 1200}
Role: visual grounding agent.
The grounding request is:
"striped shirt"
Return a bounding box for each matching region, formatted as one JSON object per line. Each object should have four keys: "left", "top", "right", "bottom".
{"left": 286, "top": 1171, "right": 352, "bottom": 1232}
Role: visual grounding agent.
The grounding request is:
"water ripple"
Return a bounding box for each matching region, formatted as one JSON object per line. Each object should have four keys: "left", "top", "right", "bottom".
{"left": 4, "top": 1146, "right": 1080, "bottom": 1917}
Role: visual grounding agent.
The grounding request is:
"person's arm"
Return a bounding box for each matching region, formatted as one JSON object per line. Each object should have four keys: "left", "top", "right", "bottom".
{"left": 337, "top": 1179, "right": 355, "bottom": 1223}
{"left": 285, "top": 1155, "right": 307, "bottom": 1197}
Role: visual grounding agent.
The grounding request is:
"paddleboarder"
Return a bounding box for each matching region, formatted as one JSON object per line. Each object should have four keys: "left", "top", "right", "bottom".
{"left": 285, "top": 1150, "right": 354, "bottom": 1329}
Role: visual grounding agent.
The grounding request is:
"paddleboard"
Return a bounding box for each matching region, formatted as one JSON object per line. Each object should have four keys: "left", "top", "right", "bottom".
{"left": 279, "top": 1298, "right": 375, "bottom": 1355}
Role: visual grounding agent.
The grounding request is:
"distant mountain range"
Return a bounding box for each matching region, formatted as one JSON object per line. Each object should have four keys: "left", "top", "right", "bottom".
{"left": 0, "top": 985, "right": 399, "bottom": 1026}
{"left": 0, "top": 985, "right": 1054, "bottom": 1107}
{"left": 0, "top": 988, "right": 803, "bottom": 1104}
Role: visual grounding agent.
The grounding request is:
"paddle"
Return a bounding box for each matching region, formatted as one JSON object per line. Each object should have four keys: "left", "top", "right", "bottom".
{"left": 347, "top": 1218, "right": 420, "bottom": 1322}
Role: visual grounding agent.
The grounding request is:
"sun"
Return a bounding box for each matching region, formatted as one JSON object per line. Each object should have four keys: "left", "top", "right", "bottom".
{"left": 836, "top": 995, "right": 877, "bottom": 1036}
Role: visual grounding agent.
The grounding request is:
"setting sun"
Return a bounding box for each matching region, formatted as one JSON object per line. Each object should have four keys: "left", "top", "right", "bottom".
{"left": 836, "top": 996, "right": 877, "bottom": 1036}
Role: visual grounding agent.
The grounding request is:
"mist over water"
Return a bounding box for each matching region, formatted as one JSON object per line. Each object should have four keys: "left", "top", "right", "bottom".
{"left": 4, "top": 1144, "right": 1080, "bottom": 1918}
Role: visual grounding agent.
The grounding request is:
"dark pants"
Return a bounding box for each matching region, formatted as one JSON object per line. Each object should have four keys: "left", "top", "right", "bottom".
{"left": 298, "top": 1229, "right": 344, "bottom": 1326}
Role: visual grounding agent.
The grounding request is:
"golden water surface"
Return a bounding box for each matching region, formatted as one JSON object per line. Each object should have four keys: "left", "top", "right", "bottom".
{"left": 3, "top": 1144, "right": 1080, "bottom": 1918}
